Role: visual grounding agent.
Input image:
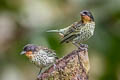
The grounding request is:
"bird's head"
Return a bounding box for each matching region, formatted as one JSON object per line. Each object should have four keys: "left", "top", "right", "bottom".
{"left": 80, "top": 10, "right": 94, "bottom": 23}
{"left": 20, "top": 44, "right": 38, "bottom": 59}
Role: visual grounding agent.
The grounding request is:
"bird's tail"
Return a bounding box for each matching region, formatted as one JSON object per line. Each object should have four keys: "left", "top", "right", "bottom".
{"left": 46, "top": 30, "right": 60, "bottom": 33}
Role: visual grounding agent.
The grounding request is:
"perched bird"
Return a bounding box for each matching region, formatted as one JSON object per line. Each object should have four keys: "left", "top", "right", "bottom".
{"left": 47, "top": 10, "right": 95, "bottom": 49}
{"left": 20, "top": 44, "right": 58, "bottom": 76}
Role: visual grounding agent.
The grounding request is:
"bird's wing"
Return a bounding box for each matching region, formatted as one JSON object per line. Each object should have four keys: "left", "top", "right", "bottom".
{"left": 60, "top": 21, "right": 83, "bottom": 43}
{"left": 60, "top": 31, "right": 79, "bottom": 43}
{"left": 42, "top": 47, "right": 58, "bottom": 59}
{"left": 63, "top": 21, "right": 83, "bottom": 37}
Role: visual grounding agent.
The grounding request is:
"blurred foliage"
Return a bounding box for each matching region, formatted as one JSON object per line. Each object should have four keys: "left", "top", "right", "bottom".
{"left": 0, "top": 0, "right": 120, "bottom": 80}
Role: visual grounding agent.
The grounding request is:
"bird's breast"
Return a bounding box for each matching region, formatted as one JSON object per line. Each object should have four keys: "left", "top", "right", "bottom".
{"left": 30, "top": 50, "right": 56, "bottom": 67}
{"left": 74, "top": 22, "right": 95, "bottom": 42}
{"left": 84, "top": 22, "right": 95, "bottom": 36}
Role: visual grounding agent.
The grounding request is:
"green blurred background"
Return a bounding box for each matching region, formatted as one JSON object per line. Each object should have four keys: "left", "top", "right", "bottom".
{"left": 0, "top": 0, "right": 120, "bottom": 80}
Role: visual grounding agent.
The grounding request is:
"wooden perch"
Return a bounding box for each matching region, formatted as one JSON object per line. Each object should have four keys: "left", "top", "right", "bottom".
{"left": 37, "top": 48, "right": 90, "bottom": 80}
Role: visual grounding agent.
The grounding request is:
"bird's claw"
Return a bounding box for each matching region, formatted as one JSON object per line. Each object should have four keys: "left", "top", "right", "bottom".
{"left": 78, "top": 47, "right": 88, "bottom": 53}
{"left": 80, "top": 44, "right": 88, "bottom": 48}
{"left": 77, "top": 44, "right": 88, "bottom": 53}
{"left": 73, "top": 42, "right": 88, "bottom": 52}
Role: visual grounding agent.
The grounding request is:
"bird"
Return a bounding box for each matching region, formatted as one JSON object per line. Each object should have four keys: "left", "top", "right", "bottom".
{"left": 20, "top": 44, "right": 58, "bottom": 77}
{"left": 47, "top": 10, "right": 95, "bottom": 50}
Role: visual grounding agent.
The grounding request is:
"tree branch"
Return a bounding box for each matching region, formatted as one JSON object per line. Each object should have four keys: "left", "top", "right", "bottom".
{"left": 37, "top": 48, "right": 90, "bottom": 80}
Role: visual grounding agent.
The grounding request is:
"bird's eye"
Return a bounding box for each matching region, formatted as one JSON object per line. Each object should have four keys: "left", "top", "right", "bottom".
{"left": 23, "top": 47, "right": 27, "bottom": 51}
{"left": 23, "top": 46, "right": 32, "bottom": 51}
{"left": 83, "top": 12, "right": 88, "bottom": 15}
{"left": 24, "top": 46, "right": 29, "bottom": 51}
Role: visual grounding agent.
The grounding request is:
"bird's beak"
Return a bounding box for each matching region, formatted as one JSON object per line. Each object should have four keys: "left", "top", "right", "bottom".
{"left": 20, "top": 51, "right": 26, "bottom": 55}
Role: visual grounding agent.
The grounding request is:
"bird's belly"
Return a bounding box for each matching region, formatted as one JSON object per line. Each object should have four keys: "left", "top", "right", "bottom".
{"left": 74, "top": 29, "right": 92, "bottom": 43}
{"left": 30, "top": 54, "right": 55, "bottom": 68}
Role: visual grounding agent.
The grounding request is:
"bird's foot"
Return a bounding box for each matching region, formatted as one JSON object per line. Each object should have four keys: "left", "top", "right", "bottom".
{"left": 78, "top": 44, "right": 88, "bottom": 53}
{"left": 78, "top": 46, "right": 87, "bottom": 51}
{"left": 78, "top": 47, "right": 87, "bottom": 53}
{"left": 80, "top": 44, "right": 88, "bottom": 48}
{"left": 72, "top": 42, "right": 88, "bottom": 52}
